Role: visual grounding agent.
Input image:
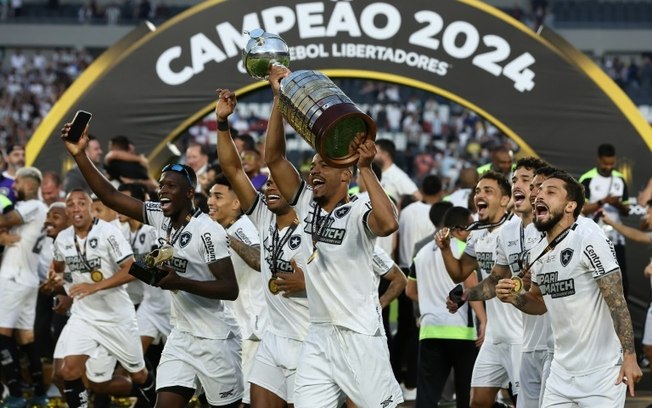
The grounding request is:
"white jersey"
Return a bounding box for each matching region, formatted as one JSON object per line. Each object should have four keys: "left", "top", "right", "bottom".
{"left": 129, "top": 223, "right": 171, "bottom": 322}
{"left": 465, "top": 220, "right": 523, "bottom": 344}
{"left": 445, "top": 188, "right": 472, "bottom": 208}
{"left": 0, "top": 199, "right": 48, "bottom": 287}
{"left": 495, "top": 218, "right": 549, "bottom": 352}
{"left": 246, "top": 193, "right": 310, "bottom": 341}
{"left": 411, "top": 238, "right": 476, "bottom": 340}
{"left": 398, "top": 201, "right": 435, "bottom": 268}
{"left": 530, "top": 222, "right": 622, "bottom": 375}
{"left": 380, "top": 163, "right": 418, "bottom": 200}
{"left": 143, "top": 202, "right": 239, "bottom": 339}
{"left": 53, "top": 219, "right": 135, "bottom": 324}
{"left": 225, "top": 215, "right": 267, "bottom": 340}
{"left": 293, "top": 181, "right": 382, "bottom": 335}
{"left": 121, "top": 224, "right": 158, "bottom": 305}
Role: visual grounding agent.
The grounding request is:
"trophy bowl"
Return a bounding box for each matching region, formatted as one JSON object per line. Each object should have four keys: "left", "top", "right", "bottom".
{"left": 243, "top": 28, "right": 290, "bottom": 80}
{"left": 243, "top": 29, "right": 376, "bottom": 168}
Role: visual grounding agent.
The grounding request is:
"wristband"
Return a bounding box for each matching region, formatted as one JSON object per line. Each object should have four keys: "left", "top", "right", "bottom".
{"left": 217, "top": 120, "right": 229, "bottom": 132}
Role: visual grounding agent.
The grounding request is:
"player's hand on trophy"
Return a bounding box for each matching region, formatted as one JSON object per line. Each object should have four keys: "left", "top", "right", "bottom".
{"left": 496, "top": 278, "right": 517, "bottom": 304}
{"left": 268, "top": 65, "right": 290, "bottom": 96}
{"left": 356, "top": 139, "right": 376, "bottom": 169}
{"left": 60, "top": 122, "right": 90, "bottom": 157}
{"left": 215, "top": 88, "right": 237, "bottom": 122}
{"left": 273, "top": 259, "right": 306, "bottom": 298}
{"left": 155, "top": 265, "right": 181, "bottom": 291}
{"left": 434, "top": 228, "right": 451, "bottom": 249}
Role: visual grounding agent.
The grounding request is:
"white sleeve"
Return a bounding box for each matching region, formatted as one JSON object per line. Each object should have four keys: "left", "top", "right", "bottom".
{"left": 201, "top": 223, "right": 231, "bottom": 263}
{"left": 104, "top": 224, "right": 134, "bottom": 264}
{"left": 143, "top": 201, "right": 164, "bottom": 230}
{"left": 372, "top": 246, "right": 394, "bottom": 277}
{"left": 495, "top": 232, "right": 508, "bottom": 266}
{"left": 464, "top": 231, "right": 479, "bottom": 259}
{"left": 232, "top": 217, "right": 261, "bottom": 247}
{"left": 15, "top": 200, "right": 40, "bottom": 223}
{"left": 582, "top": 235, "right": 620, "bottom": 279}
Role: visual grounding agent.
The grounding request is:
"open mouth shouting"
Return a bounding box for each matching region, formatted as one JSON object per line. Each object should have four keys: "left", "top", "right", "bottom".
{"left": 267, "top": 193, "right": 281, "bottom": 205}
{"left": 476, "top": 199, "right": 488, "bottom": 218}
{"left": 312, "top": 176, "right": 326, "bottom": 194}
{"left": 160, "top": 197, "right": 172, "bottom": 212}
{"left": 534, "top": 201, "right": 549, "bottom": 222}
{"left": 513, "top": 190, "right": 527, "bottom": 207}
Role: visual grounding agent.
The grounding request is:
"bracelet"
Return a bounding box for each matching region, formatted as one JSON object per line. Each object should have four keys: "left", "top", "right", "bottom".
{"left": 217, "top": 120, "right": 229, "bottom": 132}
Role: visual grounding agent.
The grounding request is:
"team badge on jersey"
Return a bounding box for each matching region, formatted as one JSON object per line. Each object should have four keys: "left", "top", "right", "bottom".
{"left": 334, "top": 206, "right": 351, "bottom": 218}
{"left": 89, "top": 238, "right": 98, "bottom": 248}
{"left": 139, "top": 234, "right": 146, "bottom": 244}
{"left": 288, "top": 234, "right": 301, "bottom": 250}
{"left": 179, "top": 232, "right": 192, "bottom": 248}
{"left": 560, "top": 248, "right": 573, "bottom": 267}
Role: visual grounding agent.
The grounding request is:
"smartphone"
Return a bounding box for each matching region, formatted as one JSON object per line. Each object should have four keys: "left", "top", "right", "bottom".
{"left": 52, "top": 296, "right": 59, "bottom": 308}
{"left": 66, "top": 110, "right": 92, "bottom": 143}
{"left": 449, "top": 284, "right": 466, "bottom": 308}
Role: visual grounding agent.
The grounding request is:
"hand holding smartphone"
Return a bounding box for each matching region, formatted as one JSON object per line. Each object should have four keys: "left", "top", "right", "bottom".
{"left": 65, "top": 110, "right": 92, "bottom": 143}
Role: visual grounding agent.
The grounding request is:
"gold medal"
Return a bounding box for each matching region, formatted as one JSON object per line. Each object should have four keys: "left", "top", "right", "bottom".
{"left": 90, "top": 270, "right": 104, "bottom": 282}
{"left": 511, "top": 276, "right": 523, "bottom": 293}
{"left": 268, "top": 278, "right": 280, "bottom": 295}
{"left": 307, "top": 249, "right": 319, "bottom": 264}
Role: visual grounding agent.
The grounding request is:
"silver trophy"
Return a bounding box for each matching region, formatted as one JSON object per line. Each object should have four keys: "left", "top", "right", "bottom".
{"left": 243, "top": 29, "right": 376, "bottom": 168}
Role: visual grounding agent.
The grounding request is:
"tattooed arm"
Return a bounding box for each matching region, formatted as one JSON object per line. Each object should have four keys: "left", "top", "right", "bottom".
{"left": 466, "top": 264, "right": 511, "bottom": 301}
{"left": 596, "top": 270, "right": 642, "bottom": 396}
{"left": 229, "top": 236, "right": 261, "bottom": 271}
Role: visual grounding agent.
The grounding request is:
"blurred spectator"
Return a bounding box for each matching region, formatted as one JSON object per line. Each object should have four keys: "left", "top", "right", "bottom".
{"left": 183, "top": 142, "right": 209, "bottom": 192}
{"left": 240, "top": 149, "right": 267, "bottom": 191}
{"left": 40, "top": 171, "right": 64, "bottom": 206}
{"left": 63, "top": 134, "right": 104, "bottom": 194}
{"left": 104, "top": 135, "right": 157, "bottom": 193}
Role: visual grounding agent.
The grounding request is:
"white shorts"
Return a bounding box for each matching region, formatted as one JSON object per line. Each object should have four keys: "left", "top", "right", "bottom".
{"left": 136, "top": 306, "right": 171, "bottom": 344}
{"left": 294, "top": 324, "right": 403, "bottom": 408}
{"left": 53, "top": 328, "right": 118, "bottom": 383}
{"left": 518, "top": 350, "right": 552, "bottom": 408}
{"left": 156, "top": 329, "right": 243, "bottom": 406}
{"left": 53, "top": 316, "right": 145, "bottom": 375}
{"left": 471, "top": 341, "right": 522, "bottom": 395}
{"left": 542, "top": 364, "right": 626, "bottom": 407}
{"left": 0, "top": 279, "right": 37, "bottom": 330}
{"left": 642, "top": 304, "right": 652, "bottom": 346}
{"left": 241, "top": 339, "right": 260, "bottom": 404}
{"left": 249, "top": 332, "right": 303, "bottom": 403}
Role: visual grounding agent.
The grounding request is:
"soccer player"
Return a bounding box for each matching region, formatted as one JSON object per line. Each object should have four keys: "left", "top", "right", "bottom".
{"left": 496, "top": 171, "right": 642, "bottom": 406}
{"left": 52, "top": 190, "right": 155, "bottom": 408}
{"left": 215, "top": 88, "right": 310, "bottom": 406}
{"left": 60, "top": 122, "right": 243, "bottom": 408}
{"left": 0, "top": 167, "right": 48, "bottom": 408}
{"left": 206, "top": 173, "right": 266, "bottom": 406}
{"left": 264, "top": 65, "right": 403, "bottom": 407}
{"left": 435, "top": 171, "right": 516, "bottom": 408}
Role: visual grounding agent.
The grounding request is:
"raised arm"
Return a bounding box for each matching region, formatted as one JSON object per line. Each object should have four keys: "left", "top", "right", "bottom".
{"left": 596, "top": 270, "right": 642, "bottom": 396}
{"left": 215, "top": 89, "right": 257, "bottom": 211}
{"left": 264, "top": 65, "right": 302, "bottom": 203}
{"left": 435, "top": 229, "right": 478, "bottom": 283}
{"left": 61, "top": 124, "right": 144, "bottom": 222}
{"left": 358, "top": 140, "right": 398, "bottom": 236}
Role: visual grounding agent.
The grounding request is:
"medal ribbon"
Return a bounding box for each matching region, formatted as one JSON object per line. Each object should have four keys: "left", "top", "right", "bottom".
{"left": 74, "top": 220, "right": 95, "bottom": 272}
{"left": 164, "top": 208, "right": 200, "bottom": 246}
{"left": 517, "top": 222, "right": 576, "bottom": 278}
{"left": 271, "top": 217, "right": 299, "bottom": 273}
{"left": 464, "top": 213, "right": 509, "bottom": 232}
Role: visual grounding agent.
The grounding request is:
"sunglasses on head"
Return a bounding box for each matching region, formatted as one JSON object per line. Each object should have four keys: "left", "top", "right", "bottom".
{"left": 161, "top": 164, "right": 195, "bottom": 187}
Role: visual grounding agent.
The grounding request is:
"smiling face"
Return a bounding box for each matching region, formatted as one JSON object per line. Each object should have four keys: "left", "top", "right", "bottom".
{"left": 65, "top": 191, "right": 93, "bottom": 232}
{"left": 533, "top": 178, "right": 575, "bottom": 232}
{"left": 473, "top": 178, "right": 508, "bottom": 223}
{"left": 511, "top": 166, "right": 534, "bottom": 215}
{"left": 309, "top": 154, "right": 351, "bottom": 206}
{"left": 44, "top": 206, "right": 70, "bottom": 239}
{"left": 158, "top": 171, "right": 194, "bottom": 218}
{"left": 264, "top": 177, "right": 290, "bottom": 214}
{"left": 207, "top": 183, "right": 240, "bottom": 227}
